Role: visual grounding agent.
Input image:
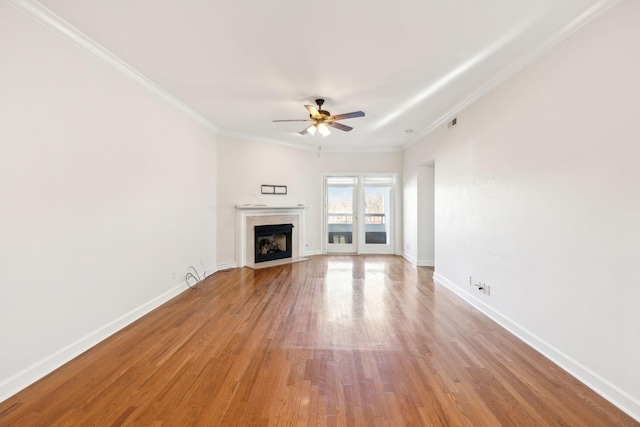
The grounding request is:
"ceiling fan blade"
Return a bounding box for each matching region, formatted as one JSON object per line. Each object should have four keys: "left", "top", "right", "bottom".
{"left": 327, "top": 121, "right": 353, "bottom": 132}
{"left": 305, "top": 105, "right": 320, "bottom": 117}
{"left": 299, "top": 124, "right": 316, "bottom": 135}
{"left": 273, "top": 119, "right": 313, "bottom": 122}
{"left": 330, "top": 111, "right": 365, "bottom": 121}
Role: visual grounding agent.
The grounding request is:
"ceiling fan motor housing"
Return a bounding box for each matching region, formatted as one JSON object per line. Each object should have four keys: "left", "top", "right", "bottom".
{"left": 315, "top": 99, "right": 330, "bottom": 119}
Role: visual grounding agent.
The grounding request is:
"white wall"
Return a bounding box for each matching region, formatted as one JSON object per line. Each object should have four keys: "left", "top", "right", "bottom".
{"left": 402, "top": 170, "right": 418, "bottom": 262}
{"left": 0, "top": 3, "right": 217, "bottom": 401}
{"left": 417, "top": 165, "right": 435, "bottom": 266}
{"left": 216, "top": 138, "right": 403, "bottom": 267}
{"left": 317, "top": 151, "right": 402, "bottom": 174}
{"left": 403, "top": 163, "right": 436, "bottom": 266}
{"left": 320, "top": 151, "right": 404, "bottom": 257}
{"left": 404, "top": 0, "right": 640, "bottom": 419}
{"left": 216, "top": 136, "right": 320, "bottom": 268}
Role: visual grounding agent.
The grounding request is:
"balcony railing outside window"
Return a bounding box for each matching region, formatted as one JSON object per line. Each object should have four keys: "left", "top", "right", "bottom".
{"left": 328, "top": 213, "right": 385, "bottom": 224}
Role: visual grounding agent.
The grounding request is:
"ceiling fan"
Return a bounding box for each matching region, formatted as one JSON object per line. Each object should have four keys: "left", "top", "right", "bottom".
{"left": 273, "top": 99, "right": 365, "bottom": 136}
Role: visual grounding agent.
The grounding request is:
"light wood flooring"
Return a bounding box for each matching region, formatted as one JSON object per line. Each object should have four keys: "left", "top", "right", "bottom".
{"left": 0, "top": 255, "right": 636, "bottom": 426}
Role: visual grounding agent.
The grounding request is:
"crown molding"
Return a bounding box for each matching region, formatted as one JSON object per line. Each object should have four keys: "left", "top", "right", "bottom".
{"left": 8, "top": 0, "right": 616, "bottom": 152}
{"left": 402, "top": 0, "right": 620, "bottom": 150}
{"left": 5, "top": 0, "right": 218, "bottom": 132}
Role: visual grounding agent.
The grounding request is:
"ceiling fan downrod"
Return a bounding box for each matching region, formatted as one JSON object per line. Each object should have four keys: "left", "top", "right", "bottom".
{"left": 315, "top": 99, "right": 330, "bottom": 119}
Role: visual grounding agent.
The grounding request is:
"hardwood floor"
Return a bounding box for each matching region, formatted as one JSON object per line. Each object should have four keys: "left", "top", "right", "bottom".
{"left": 0, "top": 255, "right": 636, "bottom": 426}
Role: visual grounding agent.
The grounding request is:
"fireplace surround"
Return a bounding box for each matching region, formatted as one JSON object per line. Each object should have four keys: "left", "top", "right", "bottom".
{"left": 235, "top": 205, "right": 305, "bottom": 268}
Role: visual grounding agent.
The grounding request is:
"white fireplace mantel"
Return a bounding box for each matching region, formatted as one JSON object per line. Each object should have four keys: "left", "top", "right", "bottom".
{"left": 235, "top": 204, "right": 305, "bottom": 211}
{"left": 235, "top": 205, "right": 305, "bottom": 268}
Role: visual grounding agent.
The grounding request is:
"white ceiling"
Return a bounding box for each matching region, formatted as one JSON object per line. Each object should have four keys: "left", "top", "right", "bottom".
{"left": 34, "top": 0, "right": 614, "bottom": 151}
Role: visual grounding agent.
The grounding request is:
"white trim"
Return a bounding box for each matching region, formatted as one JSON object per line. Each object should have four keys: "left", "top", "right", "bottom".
{"left": 303, "top": 249, "right": 323, "bottom": 257}
{"left": 5, "top": 0, "right": 619, "bottom": 153}
{"left": 5, "top": 0, "right": 400, "bottom": 152}
{"left": 0, "top": 280, "right": 191, "bottom": 403}
{"left": 202, "top": 264, "right": 218, "bottom": 280}
{"left": 216, "top": 262, "right": 237, "bottom": 271}
{"left": 235, "top": 204, "right": 306, "bottom": 211}
{"left": 402, "top": 252, "right": 418, "bottom": 265}
{"left": 403, "top": 0, "right": 620, "bottom": 150}
{"left": 4, "top": 0, "right": 217, "bottom": 132}
{"left": 401, "top": 252, "right": 434, "bottom": 267}
{"left": 432, "top": 272, "right": 640, "bottom": 423}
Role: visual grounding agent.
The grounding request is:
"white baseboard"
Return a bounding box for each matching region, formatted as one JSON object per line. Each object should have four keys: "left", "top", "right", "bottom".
{"left": 401, "top": 252, "right": 434, "bottom": 267}
{"left": 401, "top": 252, "right": 418, "bottom": 265}
{"left": 432, "top": 272, "right": 640, "bottom": 423}
{"left": 202, "top": 264, "right": 220, "bottom": 279}
{"left": 303, "top": 249, "right": 322, "bottom": 257}
{"left": 0, "top": 280, "right": 190, "bottom": 404}
{"left": 216, "top": 262, "right": 237, "bottom": 271}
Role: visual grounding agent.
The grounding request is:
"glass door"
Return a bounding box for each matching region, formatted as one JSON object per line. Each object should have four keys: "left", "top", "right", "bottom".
{"left": 360, "top": 176, "right": 395, "bottom": 254}
{"left": 326, "top": 176, "right": 357, "bottom": 253}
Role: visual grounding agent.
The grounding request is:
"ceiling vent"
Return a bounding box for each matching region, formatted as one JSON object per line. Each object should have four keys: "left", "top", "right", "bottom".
{"left": 448, "top": 117, "right": 458, "bottom": 128}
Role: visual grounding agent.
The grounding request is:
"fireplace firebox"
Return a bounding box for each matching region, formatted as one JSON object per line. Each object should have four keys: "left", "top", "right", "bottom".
{"left": 254, "top": 223, "right": 293, "bottom": 263}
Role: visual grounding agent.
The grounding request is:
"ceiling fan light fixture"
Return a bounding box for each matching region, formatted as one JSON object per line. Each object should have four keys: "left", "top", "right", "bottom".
{"left": 307, "top": 125, "right": 317, "bottom": 136}
{"left": 318, "top": 122, "right": 330, "bottom": 136}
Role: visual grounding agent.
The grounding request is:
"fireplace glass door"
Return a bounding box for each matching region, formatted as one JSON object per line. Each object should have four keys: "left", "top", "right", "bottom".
{"left": 326, "top": 176, "right": 357, "bottom": 253}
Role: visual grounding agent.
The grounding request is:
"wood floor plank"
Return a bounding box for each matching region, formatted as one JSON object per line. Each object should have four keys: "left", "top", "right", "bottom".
{"left": 0, "top": 255, "right": 637, "bottom": 426}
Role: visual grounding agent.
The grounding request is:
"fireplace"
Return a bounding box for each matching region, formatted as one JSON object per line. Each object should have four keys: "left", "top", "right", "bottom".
{"left": 254, "top": 223, "right": 293, "bottom": 263}
{"left": 235, "top": 205, "right": 305, "bottom": 268}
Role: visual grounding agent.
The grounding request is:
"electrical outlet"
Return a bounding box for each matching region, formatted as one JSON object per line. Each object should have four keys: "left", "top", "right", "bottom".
{"left": 468, "top": 276, "right": 472, "bottom": 286}
{"left": 474, "top": 281, "right": 491, "bottom": 295}
{"left": 477, "top": 282, "right": 491, "bottom": 295}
